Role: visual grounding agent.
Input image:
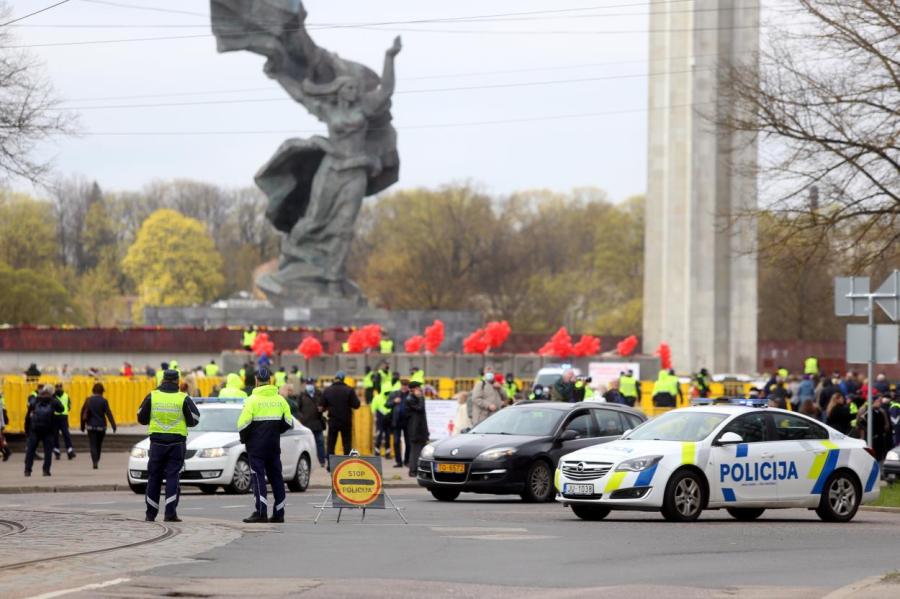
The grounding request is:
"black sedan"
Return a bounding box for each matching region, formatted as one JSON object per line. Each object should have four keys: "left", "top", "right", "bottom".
{"left": 416, "top": 401, "right": 646, "bottom": 502}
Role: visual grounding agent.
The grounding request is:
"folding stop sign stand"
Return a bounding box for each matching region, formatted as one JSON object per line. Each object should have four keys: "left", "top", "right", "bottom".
{"left": 314, "top": 450, "right": 407, "bottom": 524}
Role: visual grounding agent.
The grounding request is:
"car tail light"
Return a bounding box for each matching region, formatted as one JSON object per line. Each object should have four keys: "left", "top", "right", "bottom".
{"left": 863, "top": 447, "right": 877, "bottom": 459}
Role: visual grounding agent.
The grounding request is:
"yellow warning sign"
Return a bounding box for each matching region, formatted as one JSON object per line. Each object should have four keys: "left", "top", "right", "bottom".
{"left": 331, "top": 457, "right": 384, "bottom": 508}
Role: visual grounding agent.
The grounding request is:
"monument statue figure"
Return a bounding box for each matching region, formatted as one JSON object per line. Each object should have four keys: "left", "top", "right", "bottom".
{"left": 210, "top": 0, "right": 401, "bottom": 305}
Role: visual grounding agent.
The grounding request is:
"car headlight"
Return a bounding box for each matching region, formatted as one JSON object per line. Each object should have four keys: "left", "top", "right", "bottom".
{"left": 887, "top": 451, "right": 900, "bottom": 462}
{"left": 615, "top": 455, "right": 663, "bottom": 472}
{"left": 476, "top": 447, "right": 517, "bottom": 461}
{"left": 130, "top": 447, "right": 148, "bottom": 459}
{"left": 421, "top": 444, "right": 435, "bottom": 460}
{"left": 197, "top": 447, "right": 227, "bottom": 458}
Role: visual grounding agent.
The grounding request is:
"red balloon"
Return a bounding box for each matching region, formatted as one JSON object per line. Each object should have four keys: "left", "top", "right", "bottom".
{"left": 657, "top": 342, "right": 672, "bottom": 370}
{"left": 572, "top": 335, "right": 601, "bottom": 357}
{"left": 405, "top": 335, "right": 425, "bottom": 353}
{"left": 297, "top": 337, "right": 323, "bottom": 360}
{"left": 539, "top": 327, "right": 574, "bottom": 358}
{"left": 463, "top": 329, "right": 489, "bottom": 354}
{"left": 617, "top": 335, "right": 639, "bottom": 357}
{"left": 424, "top": 320, "right": 445, "bottom": 353}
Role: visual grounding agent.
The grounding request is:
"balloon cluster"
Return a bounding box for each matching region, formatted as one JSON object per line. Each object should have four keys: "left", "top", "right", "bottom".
{"left": 462, "top": 321, "right": 511, "bottom": 354}
{"left": 537, "top": 328, "right": 600, "bottom": 358}
{"left": 297, "top": 337, "right": 323, "bottom": 360}
{"left": 346, "top": 324, "right": 382, "bottom": 353}
{"left": 252, "top": 332, "right": 275, "bottom": 358}
{"left": 616, "top": 335, "right": 639, "bottom": 357}
{"left": 423, "top": 320, "right": 445, "bottom": 353}
{"left": 404, "top": 320, "right": 446, "bottom": 354}
{"left": 405, "top": 336, "right": 425, "bottom": 353}
{"left": 656, "top": 342, "right": 672, "bottom": 370}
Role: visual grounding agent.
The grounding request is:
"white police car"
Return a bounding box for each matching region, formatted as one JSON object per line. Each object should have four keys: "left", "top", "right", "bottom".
{"left": 556, "top": 405, "right": 881, "bottom": 522}
{"left": 127, "top": 400, "right": 316, "bottom": 495}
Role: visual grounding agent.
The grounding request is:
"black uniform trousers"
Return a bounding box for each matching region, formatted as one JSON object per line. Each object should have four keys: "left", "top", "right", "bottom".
{"left": 653, "top": 392, "right": 675, "bottom": 407}
{"left": 249, "top": 453, "right": 286, "bottom": 518}
{"left": 87, "top": 429, "right": 106, "bottom": 466}
{"left": 53, "top": 415, "right": 74, "bottom": 456}
{"left": 25, "top": 428, "right": 54, "bottom": 474}
{"left": 327, "top": 423, "right": 352, "bottom": 457}
{"left": 393, "top": 423, "right": 410, "bottom": 467}
{"left": 145, "top": 440, "right": 185, "bottom": 520}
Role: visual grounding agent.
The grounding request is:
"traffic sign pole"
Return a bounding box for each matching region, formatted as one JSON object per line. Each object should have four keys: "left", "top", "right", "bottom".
{"left": 867, "top": 295, "right": 874, "bottom": 448}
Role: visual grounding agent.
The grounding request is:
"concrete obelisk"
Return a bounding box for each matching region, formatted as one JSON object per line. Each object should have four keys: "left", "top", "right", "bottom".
{"left": 643, "top": 0, "right": 759, "bottom": 374}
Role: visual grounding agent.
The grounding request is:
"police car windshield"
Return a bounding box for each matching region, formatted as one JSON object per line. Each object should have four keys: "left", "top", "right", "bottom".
{"left": 470, "top": 408, "right": 563, "bottom": 436}
{"left": 624, "top": 411, "right": 728, "bottom": 442}
{"left": 194, "top": 409, "right": 240, "bottom": 433}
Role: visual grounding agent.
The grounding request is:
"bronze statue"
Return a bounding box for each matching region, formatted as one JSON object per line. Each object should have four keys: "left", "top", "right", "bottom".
{"left": 210, "top": 0, "right": 401, "bottom": 304}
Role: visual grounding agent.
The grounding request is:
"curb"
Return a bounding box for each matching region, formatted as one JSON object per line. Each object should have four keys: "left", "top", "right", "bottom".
{"left": 860, "top": 505, "right": 900, "bottom": 514}
{"left": 0, "top": 482, "right": 422, "bottom": 495}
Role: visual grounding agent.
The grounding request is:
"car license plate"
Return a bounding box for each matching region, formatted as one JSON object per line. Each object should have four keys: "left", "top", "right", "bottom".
{"left": 564, "top": 483, "right": 594, "bottom": 496}
{"left": 436, "top": 463, "right": 466, "bottom": 474}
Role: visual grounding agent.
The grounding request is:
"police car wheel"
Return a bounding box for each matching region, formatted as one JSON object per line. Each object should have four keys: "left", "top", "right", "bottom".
{"left": 430, "top": 488, "right": 461, "bottom": 501}
{"left": 288, "top": 454, "right": 311, "bottom": 492}
{"left": 571, "top": 505, "right": 611, "bottom": 521}
{"left": 226, "top": 456, "right": 252, "bottom": 494}
{"left": 199, "top": 485, "right": 218, "bottom": 495}
{"left": 128, "top": 479, "right": 146, "bottom": 495}
{"left": 816, "top": 470, "right": 860, "bottom": 523}
{"left": 661, "top": 470, "right": 705, "bottom": 522}
{"left": 726, "top": 507, "right": 765, "bottom": 521}
{"left": 521, "top": 460, "right": 554, "bottom": 503}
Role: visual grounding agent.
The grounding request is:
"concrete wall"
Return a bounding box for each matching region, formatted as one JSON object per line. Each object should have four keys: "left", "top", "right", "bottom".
{"left": 643, "top": 0, "right": 759, "bottom": 374}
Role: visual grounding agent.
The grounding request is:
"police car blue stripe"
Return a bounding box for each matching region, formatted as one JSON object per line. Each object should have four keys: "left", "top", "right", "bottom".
{"left": 735, "top": 444, "right": 748, "bottom": 458}
{"left": 811, "top": 449, "right": 840, "bottom": 494}
{"left": 722, "top": 488, "right": 736, "bottom": 502}
{"left": 634, "top": 463, "right": 658, "bottom": 487}
{"left": 865, "top": 461, "right": 880, "bottom": 493}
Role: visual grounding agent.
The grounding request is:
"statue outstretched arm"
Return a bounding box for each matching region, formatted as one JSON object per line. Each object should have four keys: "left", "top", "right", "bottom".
{"left": 363, "top": 36, "right": 401, "bottom": 116}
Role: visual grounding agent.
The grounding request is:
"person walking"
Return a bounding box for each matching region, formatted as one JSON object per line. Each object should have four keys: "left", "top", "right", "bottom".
{"left": 237, "top": 368, "right": 293, "bottom": 524}
{"left": 297, "top": 378, "right": 326, "bottom": 467}
{"left": 319, "top": 371, "right": 360, "bottom": 464}
{"left": 52, "top": 383, "right": 76, "bottom": 460}
{"left": 80, "top": 383, "right": 117, "bottom": 469}
{"left": 24, "top": 385, "right": 64, "bottom": 477}
{"left": 471, "top": 369, "right": 505, "bottom": 426}
{"left": 137, "top": 369, "right": 200, "bottom": 522}
{"left": 405, "top": 381, "right": 429, "bottom": 478}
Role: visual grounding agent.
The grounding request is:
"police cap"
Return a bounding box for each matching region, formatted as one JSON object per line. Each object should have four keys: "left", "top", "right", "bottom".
{"left": 162, "top": 369, "right": 179, "bottom": 382}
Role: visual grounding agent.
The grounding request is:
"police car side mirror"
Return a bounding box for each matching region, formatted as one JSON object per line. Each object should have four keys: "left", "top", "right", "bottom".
{"left": 623, "top": 429, "right": 633, "bottom": 437}
{"left": 557, "top": 429, "right": 579, "bottom": 443}
{"left": 716, "top": 432, "right": 744, "bottom": 446}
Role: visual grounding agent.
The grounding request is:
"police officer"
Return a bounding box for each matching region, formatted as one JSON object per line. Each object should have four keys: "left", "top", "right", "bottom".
{"left": 137, "top": 369, "right": 199, "bottom": 522}
{"left": 695, "top": 368, "right": 711, "bottom": 399}
{"left": 205, "top": 360, "right": 219, "bottom": 377}
{"left": 52, "top": 383, "right": 76, "bottom": 460}
{"left": 528, "top": 384, "right": 546, "bottom": 401}
{"left": 237, "top": 368, "right": 293, "bottom": 523}
{"left": 619, "top": 370, "right": 640, "bottom": 407}
{"left": 24, "top": 385, "right": 64, "bottom": 476}
{"left": 503, "top": 373, "right": 519, "bottom": 402}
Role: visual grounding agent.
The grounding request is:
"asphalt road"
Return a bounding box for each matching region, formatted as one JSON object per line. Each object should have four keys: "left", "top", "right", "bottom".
{"left": 4, "top": 488, "right": 900, "bottom": 598}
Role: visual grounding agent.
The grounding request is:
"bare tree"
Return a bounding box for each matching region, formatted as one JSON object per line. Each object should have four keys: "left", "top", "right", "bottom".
{"left": 0, "top": 2, "right": 74, "bottom": 182}
{"left": 721, "top": 0, "right": 899, "bottom": 268}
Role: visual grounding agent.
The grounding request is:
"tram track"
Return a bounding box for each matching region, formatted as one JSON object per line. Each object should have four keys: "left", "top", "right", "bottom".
{"left": 0, "top": 518, "right": 176, "bottom": 572}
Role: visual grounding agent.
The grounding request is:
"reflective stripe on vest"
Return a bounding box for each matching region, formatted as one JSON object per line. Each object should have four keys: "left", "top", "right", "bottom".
{"left": 148, "top": 390, "right": 188, "bottom": 436}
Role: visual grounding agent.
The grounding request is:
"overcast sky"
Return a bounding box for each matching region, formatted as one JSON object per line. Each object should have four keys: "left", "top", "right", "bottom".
{"left": 12, "top": 0, "right": 662, "bottom": 200}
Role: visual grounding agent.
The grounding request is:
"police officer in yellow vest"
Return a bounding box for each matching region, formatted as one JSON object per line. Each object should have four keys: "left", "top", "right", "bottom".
{"left": 380, "top": 338, "right": 394, "bottom": 354}
{"left": 619, "top": 370, "right": 639, "bottom": 407}
{"left": 274, "top": 366, "right": 288, "bottom": 389}
{"left": 410, "top": 366, "right": 426, "bottom": 386}
{"left": 205, "top": 360, "right": 219, "bottom": 377}
{"left": 52, "top": 383, "right": 76, "bottom": 459}
{"left": 652, "top": 369, "right": 682, "bottom": 407}
{"left": 155, "top": 362, "right": 169, "bottom": 386}
{"left": 237, "top": 368, "right": 293, "bottom": 523}
{"left": 243, "top": 327, "right": 257, "bottom": 351}
{"left": 137, "top": 369, "right": 199, "bottom": 522}
{"left": 804, "top": 356, "right": 819, "bottom": 377}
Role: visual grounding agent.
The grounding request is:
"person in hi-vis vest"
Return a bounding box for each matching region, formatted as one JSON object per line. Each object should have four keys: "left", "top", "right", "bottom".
{"left": 137, "top": 370, "right": 199, "bottom": 522}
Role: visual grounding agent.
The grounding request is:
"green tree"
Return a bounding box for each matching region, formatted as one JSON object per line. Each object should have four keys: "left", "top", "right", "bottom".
{"left": 0, "top": 261, "right": 77, "bottom": 324}
{"left": 0, "top": 193, "right": 57, "bottom": 270}
{"left": 81, "top": 197, "right": 119, "bottom": 274}
{"left": 122, "top": 209, "right": 225, "bottom": 321}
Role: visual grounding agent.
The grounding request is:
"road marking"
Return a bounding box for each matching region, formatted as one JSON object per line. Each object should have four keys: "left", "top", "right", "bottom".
{"left": 26, "top": 577, "right": 131, "bottom": 599}
{"left": 222, "top": 505, "right": 247, "bottom": 509}
{"left": 431, "top": 527, "right": 529, "bottom": 534}
{"left": 87, "top": 501, "right": 117, "bottom": 505}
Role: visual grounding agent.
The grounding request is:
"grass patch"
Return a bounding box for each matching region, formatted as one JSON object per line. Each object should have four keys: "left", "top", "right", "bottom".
{"left": 869, "top": 482, "right": 900, "bottom": 507}
{"left": 881, "top": 571, "right": 900, "bottom": 584}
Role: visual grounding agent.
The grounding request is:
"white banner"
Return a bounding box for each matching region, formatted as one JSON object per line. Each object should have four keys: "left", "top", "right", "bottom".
{"left": 588, "top": 362, "right": 641, "bottom": 389}
{"left": 426, "top": 399, "right": 459, "bottom": 442}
